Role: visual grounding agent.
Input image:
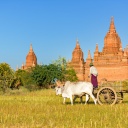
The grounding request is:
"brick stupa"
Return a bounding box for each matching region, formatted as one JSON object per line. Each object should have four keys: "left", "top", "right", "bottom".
{"left": 21, "top": 44, "right": 37, "bottom": 70}
{"left": 69, "top": 17, "right": 128, "bottom": 82}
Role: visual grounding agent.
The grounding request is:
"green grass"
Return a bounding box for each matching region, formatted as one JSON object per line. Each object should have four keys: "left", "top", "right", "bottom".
{"left": 0, "top": 89, "right": 128, "bottom": 128}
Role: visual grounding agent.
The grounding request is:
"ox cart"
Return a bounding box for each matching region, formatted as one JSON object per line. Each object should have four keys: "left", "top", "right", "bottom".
{"left": 94, "top": 80, "right": 128, "bottom": 105}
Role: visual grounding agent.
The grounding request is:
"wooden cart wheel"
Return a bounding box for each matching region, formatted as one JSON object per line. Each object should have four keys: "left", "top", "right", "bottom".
{"left": 97, "top": 87, "right": 117, "bottom": 105}
{"left": 116, "top": 92, "right": 123, "bottom": 103}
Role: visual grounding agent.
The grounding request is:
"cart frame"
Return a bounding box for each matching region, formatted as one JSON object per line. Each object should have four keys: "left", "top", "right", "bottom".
{"left": 94, "top": 80, "right": 128, "bottom": 105}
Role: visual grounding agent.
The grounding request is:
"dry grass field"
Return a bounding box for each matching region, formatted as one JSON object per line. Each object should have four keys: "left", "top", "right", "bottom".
{"left": 0, "top": 88, "right": 128, "bottom": 128}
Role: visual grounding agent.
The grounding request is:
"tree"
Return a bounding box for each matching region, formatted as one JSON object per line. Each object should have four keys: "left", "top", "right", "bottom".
{"left": 30, "top": 64, "right": 64, "bottom": 88}
{"left": 52, "top": 56, "right": 67, "bottom": 70}
{"left": 21, "top": 57, "right": 78, "bottom": 89}
{"left": 14, "top": 69, "right": 36, "bottom": 91}
{"left": 52, "top": 56, "right": 78, "bottom": 82}
{"left": 0, "top": 63, "right": 14, "bottom": 92}
{"left": 65, "top": 68, "right": 78, "bottom": 82}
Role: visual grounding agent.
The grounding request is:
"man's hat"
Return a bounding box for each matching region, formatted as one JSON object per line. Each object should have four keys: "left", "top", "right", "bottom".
{"left": 89, "top": 63, "right": 93, "bottom": 66}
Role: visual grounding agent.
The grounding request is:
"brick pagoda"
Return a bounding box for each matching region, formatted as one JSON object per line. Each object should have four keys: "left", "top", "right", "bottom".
{"left": 21, "top": 44, "right": 37, "bottom": 70}
{"left": 69, "top": 17, "right": 128, "bottom": 82}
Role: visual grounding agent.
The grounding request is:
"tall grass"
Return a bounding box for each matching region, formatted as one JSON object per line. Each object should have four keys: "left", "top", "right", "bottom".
{"left": 0, "top": 88, "right": 128, "bottom": 128}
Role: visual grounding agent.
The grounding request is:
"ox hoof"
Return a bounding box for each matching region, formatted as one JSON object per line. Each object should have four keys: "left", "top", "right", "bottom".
{"left": 95, "top": 99, "right": 97, "bottom": 105}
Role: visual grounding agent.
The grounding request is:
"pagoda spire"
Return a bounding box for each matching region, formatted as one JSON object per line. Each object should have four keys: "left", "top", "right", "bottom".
{"left": 109, "top": 16, "right": 116, "bottom": 33}
{"left": 94, "top": 43, "right": 99, "bottom": 57}
{"left": 75, "top": 38, "right": 80, "bottom": 49}
{"left": 30, "top": 44, "right": 33, "bottom": 52}
{"left": 87, "top": 50, "right": 92, "bottom": 59}
{"left": 95, "top": 43, "right": 99, "bottom": 52}
{"left": 76, "top": 38, "right": 79, "bottom": 43}
{"left": 86, "top": 50, "right": 92, "bottom": 67}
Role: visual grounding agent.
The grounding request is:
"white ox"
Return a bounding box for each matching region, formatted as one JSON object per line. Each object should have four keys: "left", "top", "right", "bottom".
{"left": 61, "top": 81, "right": 97, "bottom": 105}
{"left": 55, "top": 85, "right": 84, "bottom": 103}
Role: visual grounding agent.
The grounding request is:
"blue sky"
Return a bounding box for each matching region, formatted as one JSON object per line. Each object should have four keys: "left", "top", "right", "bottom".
{"left": 0, "top": 0, "right": 128, "bottom": 70}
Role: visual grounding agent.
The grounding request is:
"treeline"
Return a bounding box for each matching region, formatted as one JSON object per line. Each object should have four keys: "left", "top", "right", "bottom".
{"left": 0, "top": 57, "right": 78, "bottom": 93}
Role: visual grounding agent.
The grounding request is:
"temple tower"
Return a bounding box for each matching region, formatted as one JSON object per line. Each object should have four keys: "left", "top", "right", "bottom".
{"left": 21, "top": 44, "right": 37, "bottom": 70}
{"left": 93, "top": 17, "right": 124, "bottom": 65}
{"left": 92, "top": 17, "right": 128, "bottom": 81}
{"left": 103, "top": 17, "right": 122, "bottom": 54}
{"left": 69, "top": 39, "right": 85, "bottom": 80}
{"left": 70, "top": 17, "right": 128, "bottom": 82}
{"left": 71, "top": 39, "right": 84, "bottom": 63}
